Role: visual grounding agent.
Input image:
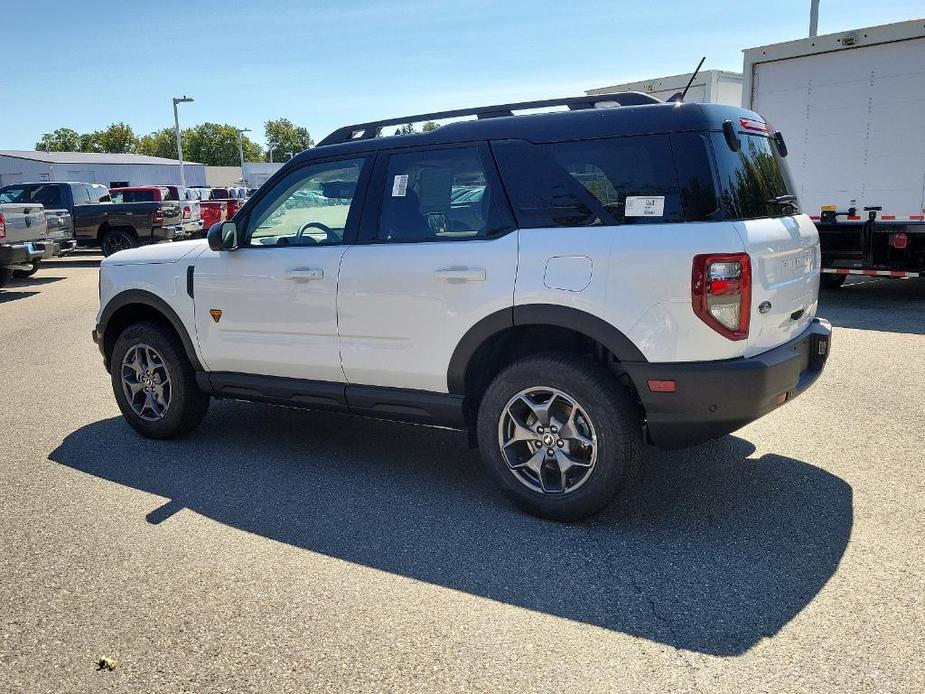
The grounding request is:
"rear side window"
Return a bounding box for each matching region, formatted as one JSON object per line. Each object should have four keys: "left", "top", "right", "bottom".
{"left": 710, "top": 132, "right": 796, "bottom": 220}
{"left": 111, "top": 190, "right": 156, "bottom": 203}
{"left": 492, "top": 135, "right": 683, "bottom": 228}
{"left": 377, "top": 146, "right": 513, "bottom": 242}
{"left": 70, "top": 185, "right": 92, "bottom": 204}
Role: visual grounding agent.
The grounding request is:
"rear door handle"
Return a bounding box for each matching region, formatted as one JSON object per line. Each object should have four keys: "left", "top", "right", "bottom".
{"left": 434, "top": 267, "right": 486, "bottom": 282}
{"left": 285, "top": 268, "right": 324, "bottom": 282}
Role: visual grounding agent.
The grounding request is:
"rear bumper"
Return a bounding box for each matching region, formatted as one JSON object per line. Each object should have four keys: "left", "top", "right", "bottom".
{"left": 0, "top": 242, "right": 43, "bottom": 267}
{"left": 623, "top": 318, "right": 832, "bottom": 449}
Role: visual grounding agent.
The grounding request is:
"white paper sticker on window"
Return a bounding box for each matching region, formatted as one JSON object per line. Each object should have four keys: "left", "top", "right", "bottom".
{"left": 391, "top": 174, "right": 409, "bottom": 197}
{"left": 624, "top": 195, "right": 665, "bottom": 217}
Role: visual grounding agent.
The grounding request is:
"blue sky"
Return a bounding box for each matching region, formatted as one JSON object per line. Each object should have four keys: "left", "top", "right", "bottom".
{"left": 2, "top": 0, "right": 922, "bottom": 150}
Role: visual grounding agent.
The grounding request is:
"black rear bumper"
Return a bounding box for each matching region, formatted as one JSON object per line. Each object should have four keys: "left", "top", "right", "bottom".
{"left": 623, "top": 318, "right": 832, "bottom": 449}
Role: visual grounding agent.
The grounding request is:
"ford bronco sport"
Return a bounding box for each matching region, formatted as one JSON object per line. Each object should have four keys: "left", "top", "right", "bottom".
{"left": 93, "top": 95, "right": 831, "bottom": 520}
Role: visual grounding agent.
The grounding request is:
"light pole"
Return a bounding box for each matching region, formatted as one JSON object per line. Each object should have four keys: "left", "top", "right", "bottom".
{"left": 267, "top": 141, "right": 277, "bottom": 165}
{"left": 172, "top": 96, "right": 194, "bottom": 187}
{"left": 237, "top": 127, "right": 251, "bottom": 186}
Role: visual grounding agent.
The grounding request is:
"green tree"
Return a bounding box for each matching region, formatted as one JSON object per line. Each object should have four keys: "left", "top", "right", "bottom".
{"left": 264, "top": 118, "right": 313, "bottom": 162}
{"left": 34, "top": 128, "right": 81, "bottom": 152}
{"left": 93, "top": 122, "right": 138, "bottom": 153}
{"left": 137, "top": 128, "right": 180, "bottom": 159}
{"left": 183, "top": 123, "right": 263, "bottom": 166}
{"left": 422, "top": 121, "right": 440, "bottom": 132}
{"left": 78, "top": 132, "right": 103, "bottom": 153}
{"left": 394, "top": 123, "right": 416, "bottom": 136}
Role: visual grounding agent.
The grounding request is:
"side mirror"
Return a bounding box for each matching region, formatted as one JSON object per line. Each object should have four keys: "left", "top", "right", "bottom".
{"left": 208, "top": 221, "right": 238, "bottom": 251}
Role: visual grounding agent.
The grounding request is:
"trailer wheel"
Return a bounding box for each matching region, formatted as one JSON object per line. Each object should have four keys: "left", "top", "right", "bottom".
{"left": 820, "top": 274, "right": 847, "bottom": 289}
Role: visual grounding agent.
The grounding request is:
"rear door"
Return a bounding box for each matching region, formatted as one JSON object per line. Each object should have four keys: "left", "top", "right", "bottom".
{"left": 710, "top": 130, "right": 820, "bottom": 356}
{"left": 337, "top": 143, "right": 517, "bottom": 392}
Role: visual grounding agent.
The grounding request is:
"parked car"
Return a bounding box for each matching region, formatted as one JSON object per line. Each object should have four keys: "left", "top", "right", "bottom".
{"left": 0, "top": 202, "right": 49, "bottom": 287}
{"left": 198, "top": 199, "right": 228, "bottom": 230}
{"left": 111, "top": 186, "right": 203, "bottom": 238}
{"left": 0, "top": 182, "right": 193, "bottom": 257}
{"left": 93, "top": 94, "right": 831, "bottom": 520}
{"left": 0, "top": 183, "right": 78, "bottom": 276}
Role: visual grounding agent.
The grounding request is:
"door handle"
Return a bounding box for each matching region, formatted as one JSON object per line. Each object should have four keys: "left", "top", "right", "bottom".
{"left": 285, "top": 268, "right": 324, "bottom": 281}
{"left": 434, "top": 267, "right": 486, "bottom": 282}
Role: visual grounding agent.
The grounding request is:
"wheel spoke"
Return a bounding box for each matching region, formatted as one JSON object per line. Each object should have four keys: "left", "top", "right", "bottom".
{"left": 120, "top": 342, "right": 171, "bottom": 421}
{"left": 502, "top": 419, "right": 539, "bottom": 448}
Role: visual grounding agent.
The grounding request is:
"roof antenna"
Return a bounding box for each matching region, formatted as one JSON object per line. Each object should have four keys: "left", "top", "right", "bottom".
{"left": 668, "top": 56, "right": 706, "bottom": 103}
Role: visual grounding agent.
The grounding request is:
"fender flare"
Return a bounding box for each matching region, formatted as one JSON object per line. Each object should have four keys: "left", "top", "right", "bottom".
{"left": 446, "top": 304, "right": 647, "bottom": 394}
{"left": 99, "top": 288, "right": 203, "bottom": 371}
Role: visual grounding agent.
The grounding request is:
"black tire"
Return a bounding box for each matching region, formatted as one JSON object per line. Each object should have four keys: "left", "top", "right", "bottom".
{"left": 820, "top": 273, "right": 847, "bottom": 289}
{"left": 0, "top": 267, "right": 11, "bottom": 288}
{"left": 12, "top": 260, "right": 40, "bottom": 278}
{"left": 477, "top": 353, "right": 642, "bottom": 521}
{"left": 110, "top": 320, "right": 209, "bottom": 439}
{"left": 100, "top": 228, "right": 138, "bottom": 257}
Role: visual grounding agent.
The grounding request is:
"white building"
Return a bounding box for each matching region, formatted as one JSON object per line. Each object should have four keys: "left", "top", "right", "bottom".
{"left": 204, "top": 163, "right": 284, "bottom": 189}
{"left": 586, "top": 69, "right": 743, "bottom": 105}
{"left": 0, "top": 151, "right": 207, "bottom": 188}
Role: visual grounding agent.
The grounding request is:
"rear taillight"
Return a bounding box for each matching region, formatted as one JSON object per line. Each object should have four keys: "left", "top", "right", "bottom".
{"left": 153, "top": 208, "right": 165, "bottom": 224}
{"left": 183, "top": 205, "right": 191, "bottom": 219}
{"left": 0, "top": 211, "right": 5, "bottom": 240}
{"left": 692, "top": 253, "right": 751, "bottom": 340}
{"left": 890, "top": 232, "right": 908, "bottom": 250}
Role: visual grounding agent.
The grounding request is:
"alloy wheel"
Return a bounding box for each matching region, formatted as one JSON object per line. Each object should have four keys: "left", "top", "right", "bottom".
{"left": 121, "top": 343, "right": 171, "bottom": 421}
{"left": 497, "top": 386, "right": 598, "bottom": 495}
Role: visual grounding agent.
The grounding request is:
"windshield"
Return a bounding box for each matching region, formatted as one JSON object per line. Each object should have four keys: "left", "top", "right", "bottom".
{"left": 710, "top": 132, "right": 797, "bottom": 219}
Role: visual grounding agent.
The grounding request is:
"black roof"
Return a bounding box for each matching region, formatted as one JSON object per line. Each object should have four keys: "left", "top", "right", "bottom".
{"left": 290, "top": 100, "right": 760, "bottom": 167}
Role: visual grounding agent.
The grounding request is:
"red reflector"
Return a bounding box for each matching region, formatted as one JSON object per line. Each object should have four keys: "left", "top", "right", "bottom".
{"left": 890, "top": 233, "right": 909, "bottom": 250}
{"left": 647, "top": 379, "right": 677, "bottom": 393}
{"left": 775, "top": 392, "right": 788, "bottom": 405}
{"left": 708, "top": 278, "right": 742, "bottom": 296}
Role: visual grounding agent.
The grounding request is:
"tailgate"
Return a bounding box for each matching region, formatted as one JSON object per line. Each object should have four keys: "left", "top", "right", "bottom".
{"left": 733, "top": 214, "right": 820, "bottom": 357}
{"left": 0, "top": 204, "right": 47, "bottom": 243}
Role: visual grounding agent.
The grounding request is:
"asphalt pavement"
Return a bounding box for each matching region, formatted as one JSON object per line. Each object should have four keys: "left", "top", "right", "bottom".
{"left": 0, "top": 253, "right": 922, "bottom": 692}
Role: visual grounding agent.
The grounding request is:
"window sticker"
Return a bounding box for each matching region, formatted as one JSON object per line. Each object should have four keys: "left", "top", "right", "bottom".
{"left": 624, "top": 195, "right": 665, "bottom": 217}
{"left": 391, "top": 174, "right": 409, "bottom": 197}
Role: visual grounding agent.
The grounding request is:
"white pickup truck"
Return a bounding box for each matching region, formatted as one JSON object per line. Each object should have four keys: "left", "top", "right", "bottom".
{"left": 0, "top": 203, "right": 57, "bottom": 287}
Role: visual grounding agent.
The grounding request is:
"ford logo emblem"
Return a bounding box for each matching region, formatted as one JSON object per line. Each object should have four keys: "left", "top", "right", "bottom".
{"left": 758, "top": 301, "right": 772, "bottom": 314}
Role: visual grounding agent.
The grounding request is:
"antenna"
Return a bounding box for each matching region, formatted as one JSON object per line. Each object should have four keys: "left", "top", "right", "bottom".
{"left": 668, "top": 57, "right": 707, "bottom": 103}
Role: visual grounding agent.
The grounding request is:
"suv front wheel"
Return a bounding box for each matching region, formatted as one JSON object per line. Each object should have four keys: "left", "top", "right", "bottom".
{"left": 477, "top": 353, "right": 641, "bottom": 521}
{"left": 110, "top": 320, "right": 210, "bottom": 439}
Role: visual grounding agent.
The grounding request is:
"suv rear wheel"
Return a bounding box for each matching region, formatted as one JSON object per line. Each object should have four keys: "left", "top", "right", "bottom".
{"left": 477, "top": 353, "right": 641, "bottom": 520}
{"left": 110, "top": 320, "right": 210, "bottom": 439}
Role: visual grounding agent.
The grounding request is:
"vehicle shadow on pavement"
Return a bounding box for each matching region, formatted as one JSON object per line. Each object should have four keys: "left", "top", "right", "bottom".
{"left": 0, "top": 290, "right": 39, "bottom": 304}
{"left": 50, "top": 402, "right": 853, "bottom": 656}
{"left": 820, "top": 277, "right": 925, "bottom": 334}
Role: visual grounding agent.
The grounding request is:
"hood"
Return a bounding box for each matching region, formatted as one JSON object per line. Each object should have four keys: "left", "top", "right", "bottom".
{"left": 102, "top": 239, "right": 208, "bottom": 267}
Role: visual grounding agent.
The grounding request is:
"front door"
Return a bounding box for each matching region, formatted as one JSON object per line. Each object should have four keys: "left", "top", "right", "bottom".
{"left": 338, "top": 144, "right": 517, "bottom": 393}
{"left": 193, "top": 156, "right": 371, "bottom": 382}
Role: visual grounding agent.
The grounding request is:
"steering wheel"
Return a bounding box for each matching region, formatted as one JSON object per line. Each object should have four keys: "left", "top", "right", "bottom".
{"left": 296, "top": 221, "right": 335, "bottom": 244}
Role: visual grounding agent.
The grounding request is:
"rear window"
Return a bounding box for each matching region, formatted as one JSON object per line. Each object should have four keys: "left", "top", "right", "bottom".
{"left": 492, "top": 135, "right": 683, "bottom": 227}
{"left": 211, "top": 189, "right": 230, "bottom": 199}
{"left": 0, "top": 184, "right": 63, "bottom": 207}
{"left": 710, "top": 132, "right": 796, "bottom": 220}
{"left": 111, "top": 189, "right": 157, "bottom": 203}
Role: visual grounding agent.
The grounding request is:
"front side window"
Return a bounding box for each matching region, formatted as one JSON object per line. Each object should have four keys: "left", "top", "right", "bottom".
{"left": 710, "top": 132, "right": 796, "bottom": 220}
{"left": 246, "top": 157, "right": 368, "bottom": 247}
{"left": 88, "top": 185, "right": 110, "bottom": 203}
{"left": 377, "top": 146, "right": 511, "bottom": 242}
{"left": 493, "top": 135, "right": 683, "bottom": 228}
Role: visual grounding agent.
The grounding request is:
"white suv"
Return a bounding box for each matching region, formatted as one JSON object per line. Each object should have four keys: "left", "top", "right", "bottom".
{"left": 94, "top": 95, "right": 832, "bottom": 520}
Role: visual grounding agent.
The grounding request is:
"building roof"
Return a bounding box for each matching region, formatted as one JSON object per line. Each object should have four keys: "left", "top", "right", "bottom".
{"left": 0, "top": 150, "right": 203, "bottom": 166}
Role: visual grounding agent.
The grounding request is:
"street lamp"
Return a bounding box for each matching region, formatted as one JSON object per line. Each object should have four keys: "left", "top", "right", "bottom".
{"left": 267, "top": 140, "right": 277, "bottom": 165}
{"left": 172, "top": 96, "right": 194, "bottom": 187}
{"left": 237, "top": 127, "right": 251, "bottom": 187}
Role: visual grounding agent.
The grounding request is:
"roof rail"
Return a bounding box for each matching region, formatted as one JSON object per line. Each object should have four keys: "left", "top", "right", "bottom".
{"left": 316, "top": 92, "right": 662, "bottom": 146}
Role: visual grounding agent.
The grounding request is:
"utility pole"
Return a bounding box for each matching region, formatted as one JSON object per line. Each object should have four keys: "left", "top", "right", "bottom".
{"left": 172, "top": 96, "right": 194, "bottom": 187}
{"left": 809, "top": 0, "right": 819, "bottom": 37}
{"left": 237, "top": 127, "right": 252, "bottom": 186}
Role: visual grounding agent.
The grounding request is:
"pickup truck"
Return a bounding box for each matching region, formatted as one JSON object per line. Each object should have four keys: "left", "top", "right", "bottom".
{"left": 0, "top": 182, "right": 195, "bottom": 257}
{"left": 0, "top": 203, "right": 52, "bottom": 287}
{"left": 111, "top": 186, "right": 203, "bottom": 238}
